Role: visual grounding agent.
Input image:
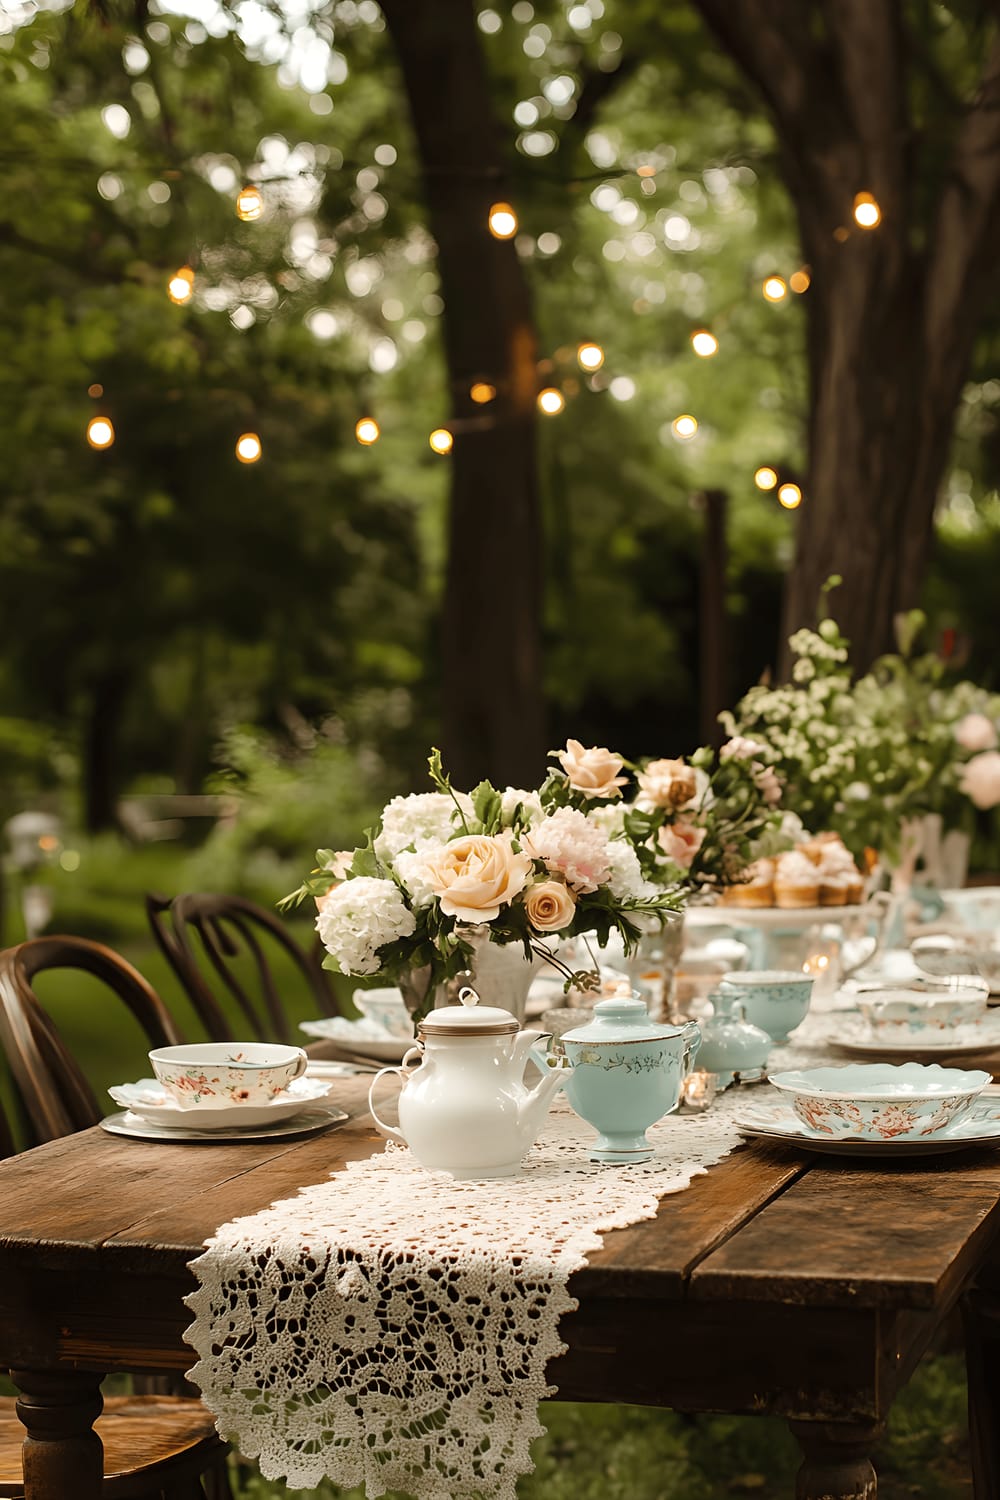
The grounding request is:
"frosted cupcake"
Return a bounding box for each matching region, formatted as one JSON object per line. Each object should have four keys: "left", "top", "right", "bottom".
{"left": 773, "top": 850, "right": 821, "bottom": 908}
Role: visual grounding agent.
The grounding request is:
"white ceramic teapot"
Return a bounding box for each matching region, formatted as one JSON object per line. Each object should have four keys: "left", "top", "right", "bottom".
{"left": 367, "top": 986, "right": 564, "bottom": 1178}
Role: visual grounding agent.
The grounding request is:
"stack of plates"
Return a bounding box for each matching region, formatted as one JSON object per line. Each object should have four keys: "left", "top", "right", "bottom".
{"left": 102, "top": 1075, "right": 347, "bottom": 1143}
{"left": 735, "top": 1098, "right": 1000, "bottom": 1157}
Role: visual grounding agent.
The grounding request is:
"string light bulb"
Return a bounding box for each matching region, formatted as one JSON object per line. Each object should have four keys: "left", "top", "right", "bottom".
{"left": 672, "top": 414, "right": 698, "bottom": 440}
{"left": 762, "top": 276, "right": 787, "bottom": 302}
{"left": 789, "top": 269, "right": 811, "bottom": 294}
{"left": 235, "top": 432, "right": 262, "bottom": 464}
{"left": 853, "top": 192, "right": 881, "bottom": 229}
{"left": 754, "top": 466, "right": 778, "bottom": 491}
{"left": 167, "top": 266, "right": 195, "bottom": 304}
{"left": 86, "top": 416, "right": 115, "bottom": 449}
{"left": 470, "top": 381, "right": 496, "bottom": 404}
{"left": 429, "top": 428, "right": 454, "bottom": 454}
{"left": 577, "top": 342, "right": 604, "bottom": 371}
{"left": 778, "top": 482, "right": 802, "bottom": 509}
{"left": 488, "top": 202, "right": 518, "bottom": 239}
{"left": 235, "top": 185, "right": 265, "bottom": 222}
{"left": 690, "top": 330, "right": 719, "bottom": 358}
{"left": 355, "top": 418, "right": 380, "bottom": 445}
{"left": 537, "top": 387, "right": 565, "bottom": 415}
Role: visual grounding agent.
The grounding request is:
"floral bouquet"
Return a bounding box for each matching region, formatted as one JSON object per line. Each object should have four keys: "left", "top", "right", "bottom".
{"left": 605, "top": 745, "right": 791, "bottom": 898}
{"left": 723, "top": 602, "right": 1000, "bottom": 867}
{"left": 282, "top": 742, "right": 686, "bottom": 1021}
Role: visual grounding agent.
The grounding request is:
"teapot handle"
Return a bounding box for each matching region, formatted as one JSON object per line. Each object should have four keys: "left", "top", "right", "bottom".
{"left": 679, "top": 1020, "right": 701, "bottom": 1074}
{"left": 367, "top": 1046, "right": 422, "bottom": 1145}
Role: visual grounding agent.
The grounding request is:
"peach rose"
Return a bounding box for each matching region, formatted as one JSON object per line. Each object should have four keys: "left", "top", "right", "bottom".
{"left": 657, "top": 819, "right": 706, "bottom": 870}
{"left": 956, "top": 713, "right": 999, "bottom": 753}
{"left": 556, "top": 739, "right": 628, "bottom": 799}
{"left": 524, "top": 879, "right": 577, "bottom": 932}
{"left": 420, "top": 831, "right": 532, "bottom": 922}
{"left": 637, "top": 757, "right": 699, "bottom": 810}
{"left": 314, "top": 851, "right": 354, "bottom": 912}
{"left": 960, "top": 751, "right": 1000, "bottom": 810}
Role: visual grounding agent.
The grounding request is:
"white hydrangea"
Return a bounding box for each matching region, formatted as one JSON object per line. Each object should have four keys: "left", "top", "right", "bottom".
{"left": 587, "top": 802, "right": 627, "bottom": 838}
{"left": 393, "top": 849, "right": 438, "bottom": 908}
{"left": 316, "top": 877, "right": 416, "bottom": 976}
{"left": 374, "top": 792, "right": 472, "bottom": 862}
{"left": 522, "top": 807, "right": 611, "bottom": 893}
{"left": 604, "top": 838, "right": 658, "bottom": 900}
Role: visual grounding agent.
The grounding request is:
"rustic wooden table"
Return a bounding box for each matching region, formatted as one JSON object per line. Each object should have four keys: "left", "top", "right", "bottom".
{"left": 2, "top": 1077, "right": 1000, "bottom": 1500}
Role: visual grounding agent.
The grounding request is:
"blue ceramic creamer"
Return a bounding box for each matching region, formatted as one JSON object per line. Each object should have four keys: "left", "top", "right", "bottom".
{"left": 561, "top": 997, "right": 701, "bottom": 1163}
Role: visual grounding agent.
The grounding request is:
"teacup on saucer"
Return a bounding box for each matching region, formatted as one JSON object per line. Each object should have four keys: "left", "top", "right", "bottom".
{"left": 148, "top": 1041, "right": 308, "bottom": 1109}
{"left": 858, "top": 985, "right": 987, "bottom": 1040}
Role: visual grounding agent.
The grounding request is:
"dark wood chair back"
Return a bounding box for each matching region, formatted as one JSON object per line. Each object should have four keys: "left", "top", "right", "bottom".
{"left": 146, "top": 891, "right": 339, "bottom": 1044}
{"left": 0, "top": 936, "right": 181, "bottom": 1143}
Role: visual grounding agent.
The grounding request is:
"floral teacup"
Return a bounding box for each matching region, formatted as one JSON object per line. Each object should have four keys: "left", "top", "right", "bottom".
{"left": 858, "top": 985, "right": 987, "bottom": 1040}
{"left": 769, "top": 1062, "right": 990, "bottom": 1141}
{"left": 148, "top": 1042, "right": 308, "bottom": 1109}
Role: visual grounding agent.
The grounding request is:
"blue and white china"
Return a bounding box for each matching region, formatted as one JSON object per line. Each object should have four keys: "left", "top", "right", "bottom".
{"left": 858, "top": 984, "right": 987, "bottom": 1040}
{"left": 560, "top": 996, "right": 701, "bottom": 1164}
{"left": 367, "top": 987, "right": 565, "bottom": 1179}
{"left": 768, "top": 1062, "right": 991, "bottom": 1141}
{"left": 694, "top": 991, "right": 771, "bottom": 1089}
{"left": 735, "top": 1099, "right": 1000, "bottom": 1158}
{"left": 719, "top": 969, "right": 813, "bottom": 1041}
{"left": 352, "top": 986, "right": 413, "bottom": 1039}
{"left": 830, "top": 1013, "right": 1000, "bottom": 1059}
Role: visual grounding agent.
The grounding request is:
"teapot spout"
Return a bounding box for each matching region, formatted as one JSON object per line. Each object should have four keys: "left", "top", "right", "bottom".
{"left": 515, "top": 1030, "right": 566, "bottom": 1133}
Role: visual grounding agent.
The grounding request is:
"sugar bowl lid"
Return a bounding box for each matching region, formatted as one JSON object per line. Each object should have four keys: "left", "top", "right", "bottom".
{"left": 562, "top": 995, "right": 689, "bottom": 1045}
{"left": 418, "top": 986, "right": 519, "bottom": 1037}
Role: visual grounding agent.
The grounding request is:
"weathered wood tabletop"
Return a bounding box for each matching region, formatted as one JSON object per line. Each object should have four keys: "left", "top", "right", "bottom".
{"left": 2, "top": 1077, "right": 1000, "bottom": 1500}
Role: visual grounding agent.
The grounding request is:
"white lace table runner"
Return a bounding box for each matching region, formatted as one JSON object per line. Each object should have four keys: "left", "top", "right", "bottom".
{"left": 183, "top": 1025, "right": 834, "bottom": 1500}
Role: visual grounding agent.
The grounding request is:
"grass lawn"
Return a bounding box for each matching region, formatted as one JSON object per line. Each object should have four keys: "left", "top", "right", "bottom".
{"left": 0, "top": 843, "right": 977, "bottom": 1497}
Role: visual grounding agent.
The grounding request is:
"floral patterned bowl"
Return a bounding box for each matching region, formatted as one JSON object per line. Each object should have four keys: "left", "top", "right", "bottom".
{"left": 858, "top": 985, "right": 987, "bottom": 1040}
{"left": 148, "top": 1042, "right": 308, "bottom": 1109}
{"left": 768, "top": 1062, "right": 991, "bottom": 1141}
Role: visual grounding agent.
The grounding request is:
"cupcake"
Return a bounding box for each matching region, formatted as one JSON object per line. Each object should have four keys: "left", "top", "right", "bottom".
{"left": 722, "top": 858, "right": 775, "bottom": 907}
{"left": 773, "top": 850, "right": 821, "bottom": 908}
{"left": 815, "top": 840, "right": 863, "bottom": 905}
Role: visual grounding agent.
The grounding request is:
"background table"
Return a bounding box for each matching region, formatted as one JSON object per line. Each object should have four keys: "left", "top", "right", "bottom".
{"left": 2, "top": 1077, "right": 1000, "bottom": 1499}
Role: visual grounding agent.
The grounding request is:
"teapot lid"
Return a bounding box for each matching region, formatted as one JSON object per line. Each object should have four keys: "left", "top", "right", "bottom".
{"left": 418, "top": 986, "right": 519, "bottom": 1037}
{"left": 561, "top": 995, "right": 690, "bottom": 1045}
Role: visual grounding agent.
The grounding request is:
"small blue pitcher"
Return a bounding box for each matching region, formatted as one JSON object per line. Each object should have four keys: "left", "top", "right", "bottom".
{"left": 560, "top": 997, "right": 701, "bottom": 1164}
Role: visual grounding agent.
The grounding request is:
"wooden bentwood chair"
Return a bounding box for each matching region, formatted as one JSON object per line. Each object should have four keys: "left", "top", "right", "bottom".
{"left": 0, "top": 935, "right": 232, "bottom": 1499}
{"left": 146, "top": 892, "right": 340, "bottom": 1044}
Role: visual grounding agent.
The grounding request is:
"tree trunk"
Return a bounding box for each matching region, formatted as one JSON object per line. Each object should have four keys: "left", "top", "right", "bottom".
{"left": 380, "top": 0, "right": 545, "bottom": 788}
{"left": 83, "top": 667, "right": 130, "bottom": 833}
{"left": 693, "top": 1, "right": 1000, "bottom": 676}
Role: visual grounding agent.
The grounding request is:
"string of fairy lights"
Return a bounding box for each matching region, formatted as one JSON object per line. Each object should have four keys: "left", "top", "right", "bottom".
{"left": 84, "top": 178, "right": 885, "bottom": 508}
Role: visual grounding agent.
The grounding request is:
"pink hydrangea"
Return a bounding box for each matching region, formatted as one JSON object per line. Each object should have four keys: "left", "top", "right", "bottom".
{"left": 522, "top": 807, "right": 611, "bottom": 894}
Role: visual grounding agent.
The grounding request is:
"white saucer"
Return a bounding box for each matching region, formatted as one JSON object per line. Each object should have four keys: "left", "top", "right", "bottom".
{"left": 827, "top": 1016, "right": 1000, "bottom": 1060}
{"left": 107, "top": 1076, "right": 333, "bottom": 1130}
{"left": 300, "top": 1017, "right": 411, "bottom": 1062}
{"left": 735, "top": 1100, "right": 1000, "bottom": 1157}
{"left": 100, "top": 1106, "right": 348, "bottom": 1143}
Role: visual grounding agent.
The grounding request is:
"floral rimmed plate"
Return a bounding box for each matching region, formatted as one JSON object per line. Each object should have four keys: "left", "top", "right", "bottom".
{"left": 108, "top": 1075, "right": 333, "bottom": 1130}
{"left": 100, "top": 1106, "right": 348, "bottom": 1144}
{"left": 734, "top": 1100, "right": 1000, "bottom": 1157}
{"left": 827, "top": 1015, "right": 1000, "bottom": 1059}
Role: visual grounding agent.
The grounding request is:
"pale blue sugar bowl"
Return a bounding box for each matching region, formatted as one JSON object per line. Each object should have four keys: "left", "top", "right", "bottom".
{"left": 561, "top": 997, "right": 701, "bottom": 1164}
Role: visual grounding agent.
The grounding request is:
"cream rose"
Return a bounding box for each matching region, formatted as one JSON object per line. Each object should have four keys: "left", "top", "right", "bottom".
{"left": 956, "top": 713, "right": 999, "bottom": 753}
{"left": 524, "top": 879, "right": 576, "bottom": 933}
{"left": 556, "top": 739, "right": 628, "bottom": 799}
{"left": 960, "top": 750, "right": 1000, "bottom": 810}
{"left": 419, "top": 831, "right": 532, "bottom": 922}
{"left": 657, "top": 819, "right": 706, "bottom": 870}
{"left": 637, "top": 757, "right": 699, "bottom": 810}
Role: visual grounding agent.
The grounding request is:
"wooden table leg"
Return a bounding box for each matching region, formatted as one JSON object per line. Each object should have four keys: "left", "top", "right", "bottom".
{"left": 963, "top": 1287, "right": 1000, "bottom": 1499}
{"left": 788, "top": 1419, "right": 884, "bottom": 1500}
{"left": 10, "top": 1368, "right": 104, "bottom": 1500}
